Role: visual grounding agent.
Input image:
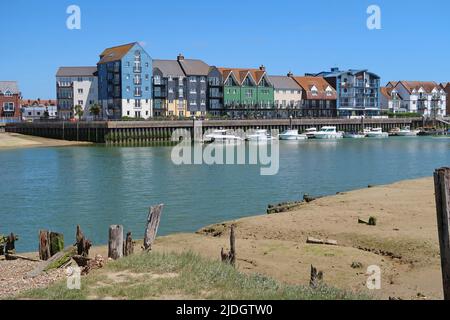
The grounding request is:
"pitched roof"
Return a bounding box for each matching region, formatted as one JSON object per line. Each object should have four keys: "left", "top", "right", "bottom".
{"left": 217, "top": 67, "right": 267, "bottom": 85}
{"left": 178, "top": 59, "right": 210, "bottom": 76}
{"left": 268, "top": 76, "right": 301, "bottom": 90}
{"left": 153, "top": 60, "right": 185, "bottom": 77}
{"left": 380, "top": 87, "right": 394, "bottom": 100}
{"left": 291, "top": 76, "right": 336, "bottom": 100}
{"left": 440, "top": 82, "right": 449, "bottom": 90}
{"left": 0, "top": 81, "right": 20, "bottom": 94}
{"left": 98, "top": 42, "right": 137, "bottom": 64}
{"left": 56, "top": 67, "right": 97, "bottom": 77}
{"left": 21, "top": 99, "right": 57, "bottom": 107}
{"left": 396, "top": 81, "right": 441, "bottom": 94}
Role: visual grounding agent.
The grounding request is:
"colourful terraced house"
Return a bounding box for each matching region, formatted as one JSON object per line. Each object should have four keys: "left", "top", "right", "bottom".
{"left": 210, "top": 66, "right": 274, "bottom": 118}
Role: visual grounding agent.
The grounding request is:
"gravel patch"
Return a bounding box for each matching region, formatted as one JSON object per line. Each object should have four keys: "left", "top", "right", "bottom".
{"left": 0, "top": 259, "right": 66, "bottom": 299}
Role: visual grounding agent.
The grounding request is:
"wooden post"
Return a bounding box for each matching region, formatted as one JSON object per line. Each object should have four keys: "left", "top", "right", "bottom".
{"left": 75, "top": 225, "right": 92, "bottom": 257}
{"left": 310, "top": 265, "right": 324, "bottom": 289}
{"left": 5, "top": 233, "right": 17, "bottom": 260}
{"left": 434, "top": 167, "right": 450, "bottom": 300}
{"left": 50, "top": 232, "right": 64, "bottom": 256}
{"left": 221, "top": 225, "right": 236, "bottom": 267}
{"left": 124, "top": 232, "right": 134, "bottom": 256}
{"left": 108, "top": 225, "right": 124, "bottom": 260}
{"left": 143, "top": 204, "right": 164, "bottom": 251}
{"left": 39, "top": 230, "right": 51, "bottom": 261}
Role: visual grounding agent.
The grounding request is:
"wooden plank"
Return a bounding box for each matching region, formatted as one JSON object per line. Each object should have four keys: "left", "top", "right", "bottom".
{"left": 108, "top": 225, "right": 124, "bottom": 260}
{"left": 434, "top": 167, "right": 450, "bottom": 300}
{"left": 26, "top": 246, "right": 77, "bottom": 279}
{"left": 143, "top": 204, "right": 164, "bottom": 251}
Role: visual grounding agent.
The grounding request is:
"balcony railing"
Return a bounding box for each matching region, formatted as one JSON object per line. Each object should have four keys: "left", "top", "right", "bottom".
{"left": 133, "top": 66, "right": 142, "bottom": 73}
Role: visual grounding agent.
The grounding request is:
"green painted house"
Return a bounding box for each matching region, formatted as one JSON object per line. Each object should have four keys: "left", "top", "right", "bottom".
{"left": 209, "top": 66, "right": 274, "bottom": 117}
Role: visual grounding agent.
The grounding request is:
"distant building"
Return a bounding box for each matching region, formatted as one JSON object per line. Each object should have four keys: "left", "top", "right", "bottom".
{"left": 56, "top": 67, "right": 98, "bottom": 120}
{"left": 97, "top": 42, "right": 152, "bottom": 119}
{"left": 268, "top": 73, "right": 302, "bottom": 118}
{"left": 152, "top": 59, "right": 187, "bottom": 117}
{"left": 0, "top": 81, "right": 21, "bottom": 118}
{"left": 387, "top": 81, "right": 447, "bottom": 117}
{"left": 441, "top": 83, "right": 450, "bottom": 116}
{"left": 177, "top": 54, "right": 210, "bottom": 117}
{"left": 21, "top": 99, "right": 57, "bottom": 121}
{"left": 290, "top": 76, "right": 337, "bottom": 118}
{"left": 312, "top": 68, "right": 381, "bottom": 117}
{"left": 380, "top": 87, "right": 402, "bottom": 113}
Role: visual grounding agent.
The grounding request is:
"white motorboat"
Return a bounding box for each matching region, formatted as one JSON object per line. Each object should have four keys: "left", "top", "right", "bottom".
{"left": 366, "top": 128, "right": 389, "bottom": 138}
{"left": 304, "top": 128, "right": 318, "bottom": 139}
{"left": 204, "top": 130, "right": 244, "bottom": 143}
{"left": 397, "top": 126, "right": 419, "bottom": 137}
{"left": 279, "top": 129, "right": 308, "bottom": 141}
{"left": 314, "top": 126, "right": 344, "bottom": 140}
{"left": 246, "top": 129, "right": 276, "bottom": 142}
{"left": 344, "top": 132, "right": 366, "bottom": 139}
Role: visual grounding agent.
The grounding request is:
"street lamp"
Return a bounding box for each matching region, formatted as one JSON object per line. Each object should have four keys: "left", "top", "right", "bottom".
{"left": 289, "top": 115, "right": 293, "bottom": 129}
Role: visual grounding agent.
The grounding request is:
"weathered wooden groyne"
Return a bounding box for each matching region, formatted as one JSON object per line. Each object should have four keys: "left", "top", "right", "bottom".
{"left": 5, "top": 117, "right": 438, "bottom": 144}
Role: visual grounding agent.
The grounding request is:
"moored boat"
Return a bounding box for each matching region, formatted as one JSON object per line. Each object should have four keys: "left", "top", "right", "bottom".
{"left": 397, "top": 126, "right": 419, "bottom": 137}
{"left": 366, "top": 128, "right": 389, "bottom": 138}
{"left": 246, "top": 129, "right": 276, "bottom": 142}
{"left": 204, "top": 130, "right": 244, "bottom": 143}
{"left": 279, "top": 129, "right": 308, "bottom": 141}
{"left": 314, "top": 126, "right": 344, "bottom": 140}
{"left": 344, "top": 132, "right": 366, "bottom": 139}
{"left": 304, "top": 128, "right": 318, "bottom": 139}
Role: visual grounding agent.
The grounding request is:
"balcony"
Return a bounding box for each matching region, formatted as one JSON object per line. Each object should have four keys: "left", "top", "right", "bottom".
{"left": 133, "top": 66, "right": 142, "bottom": 73}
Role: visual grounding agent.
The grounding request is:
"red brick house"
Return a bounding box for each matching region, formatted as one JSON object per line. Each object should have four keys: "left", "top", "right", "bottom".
{"left": 0, "top": 81, "right": 21, "bottom": 118}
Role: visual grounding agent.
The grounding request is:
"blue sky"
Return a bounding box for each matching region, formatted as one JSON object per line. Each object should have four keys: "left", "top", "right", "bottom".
{"left": 1, "top": 0, "right": 449, "bottom": 98}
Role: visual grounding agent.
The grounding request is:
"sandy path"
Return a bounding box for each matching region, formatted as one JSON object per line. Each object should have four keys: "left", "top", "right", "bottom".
{"left": 0, "top": 133, "right": 91, "bottom": 150}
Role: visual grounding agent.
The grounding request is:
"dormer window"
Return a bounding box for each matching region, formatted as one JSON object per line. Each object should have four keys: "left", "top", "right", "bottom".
{"left": 311, "top": 86, "right": 318, "bottom": 96}
{"left": 4, "top": 90, "right": 12, "bottom": 97}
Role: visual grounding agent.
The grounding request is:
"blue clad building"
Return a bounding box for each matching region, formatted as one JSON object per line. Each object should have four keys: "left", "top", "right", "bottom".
{"left": 97, "top": 42, "right": 153, "bottom": 119}
{"left": 312, "top": 68, "right": 381, "bottom": 117}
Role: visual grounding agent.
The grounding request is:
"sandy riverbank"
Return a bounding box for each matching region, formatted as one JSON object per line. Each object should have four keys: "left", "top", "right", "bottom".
{"left": 0, "top": 132, "right": 92, "bottom": 150}
{"left": 1, "top": 177, "right": 443, "bottom": 300}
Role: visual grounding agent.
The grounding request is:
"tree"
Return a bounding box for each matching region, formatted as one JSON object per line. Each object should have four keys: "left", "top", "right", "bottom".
{"left": 74, "top": 105, "right": 84, "bottom": 120}
{"left": 89, "top": 104, "right": 101, "bottom": 120}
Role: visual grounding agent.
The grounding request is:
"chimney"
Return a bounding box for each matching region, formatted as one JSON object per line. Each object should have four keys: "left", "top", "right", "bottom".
{"left": 259, "top": 65, "right": 266, "bottom": 71}
{"left": 287, "top": 71, "right": 293, "bottom": 77}
{"left": 177, "top": 54, "right": 185, "bottom": 61}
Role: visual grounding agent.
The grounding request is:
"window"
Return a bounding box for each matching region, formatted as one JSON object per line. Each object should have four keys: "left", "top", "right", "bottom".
{"left": 127, "top": 111, "right": 130, "bottom": 116}
{"left": 145, "top": 62, "right": 149, "bottom": 68}
{"left": 126, "top": 86, "right": 130, "bottom": 92}
{"left": 145, "top": 74, "right": 149, "bottom": 80}
{"left": 134, "top": 74, "right": 142, "bottom": 85}
{"left": 134, "top": 87, "right": 142, "bottom": 97}
{"left": 189, "top": 77, "right": 197, "bottom": 83}
{"left": 134, "top": 99, "right": 141, "bottom": 108}
{"left": 78, "top": 100, "right": 83, "bottom": 105}
{"left": 78, "top": 89, "right": 83, "bottom": 94}
{"left": 78, "top": 77, "right": 83, "bottom": 82}
{"left": 3, "top": 102, "right": 14, "bottom": 111}
{"left": 145, "top": 87, "right": 149, "bottom": 91}
{"left": 200, "top": 77, "right": 206, "bottom": 83}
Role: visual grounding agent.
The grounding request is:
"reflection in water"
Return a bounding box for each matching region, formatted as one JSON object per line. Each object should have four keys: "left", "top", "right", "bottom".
{"left": 0, "top": 137, "right": 449, "bottom": 252}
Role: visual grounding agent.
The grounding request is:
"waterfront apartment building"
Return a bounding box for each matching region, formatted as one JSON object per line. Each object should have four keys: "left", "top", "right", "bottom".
{"left": 176, "top": 54, "right": 209, "bottom": 117}
{"left": 0, "top": 81, "right": 21, "bottom": 118}
{"left": 153, "top": 59, "right": 187, "bottom": 117}
{"left": 21, "top": 99, "right": 57, "bottom": 121}
{"left": 268, "top": 73, "right": 302, "bottom": 118}
{"left": 97, "top": 42, "right": 152, "bottom": 120}
{"left": 56, "top": 67, "right": 98, "bottom": 120}
{"left": 312, "top": 68, "right": 381, "bottom": 117}
{"left": 440, "top": 83, "right": 450, "bottom": 116}
{"left": 387, "top": 81, "right": 447, "bottom": 117}
{"left": 290, "top": 76, "right": 337, "bottom": 118}
{"left": 211, "top": 66, "right": 274, "bottom": 118}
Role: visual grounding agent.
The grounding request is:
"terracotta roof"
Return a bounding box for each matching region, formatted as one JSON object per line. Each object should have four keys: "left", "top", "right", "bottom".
{"left": 56, "top": 67, "right": 97, "bottom": 77}
{"left": 386, "top": 81, "right": 398, "bottom": 88}
{"left": 291, "top": 76, "right": 336, "bottom": 100}
{"left": 98, "top": 42, "right": 137, "bottom": 64}
{"left": 380, "top": 87, "right": 394, "bottom": 100}
{"left": 21, "top": 99, "right": 56, "bottom": 107}
{"left": 396, "top": 81, "right": 441, "bottom": 94}
{"left": 217, "top": 67, "right": 267, "bottom": 86}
